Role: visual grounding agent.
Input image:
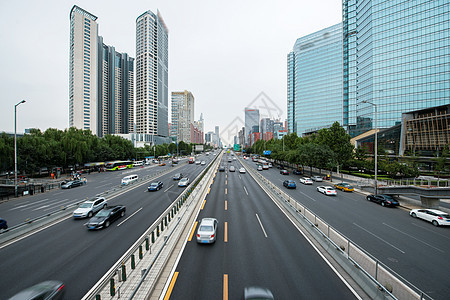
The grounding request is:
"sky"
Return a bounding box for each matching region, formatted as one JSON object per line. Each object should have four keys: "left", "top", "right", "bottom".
{"left": 0, "top": 0, "right": 341, "bottom": 145}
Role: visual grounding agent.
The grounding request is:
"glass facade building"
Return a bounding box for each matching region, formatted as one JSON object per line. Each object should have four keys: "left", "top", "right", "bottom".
{"left": 288, "top": 24, "right": 343, "bottom": 136}
{"left": 344, "top": 0, "right": 450, "bottom": 137}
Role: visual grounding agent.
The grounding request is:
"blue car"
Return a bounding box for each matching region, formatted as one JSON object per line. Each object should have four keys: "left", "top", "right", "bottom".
{"left": 283, "top": 180, "right": 297, "bottom": 189}
{"left": 148, "top": 181, "right": 163, "bottom": 191}
{"left": 0, "top": 218, "right": 7, "bottom": 230}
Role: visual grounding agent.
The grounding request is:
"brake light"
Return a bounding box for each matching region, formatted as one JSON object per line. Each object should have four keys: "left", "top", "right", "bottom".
{"left": 57, "top": 284, "right": 65, "bottom": 292}
{"left": 438, "top": 216, "right": 443, "bottom": 220}
{"left": 211, "top": 234, "right": 215, "bottom": 238}
{"left": 197, "top": 234, "right": 200, "bottom": 238}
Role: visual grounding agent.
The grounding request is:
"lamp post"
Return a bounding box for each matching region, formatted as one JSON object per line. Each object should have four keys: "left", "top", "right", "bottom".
{"left": 361, "top": 100, "right": 378, "bottom": 195}
{"left": 14, "top": 100, "right": 26, "bottom": 197}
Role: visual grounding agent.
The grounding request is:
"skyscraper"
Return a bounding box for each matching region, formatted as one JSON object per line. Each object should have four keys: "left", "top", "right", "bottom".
{"left": 171, "top": 91, "right": 194, "bottom": 143}
{"left": 287, "top": 24, "right": 343, "bottom": 136}
{"left": 136, "top": 10, "right": 169, "bottom": 137}
{"left": 98, "top": 37, "right": 134, "bottom": 137}
{"left": 245, "top": 108, "right": 260, "bottom": 145}
{"left": 69, "top": 5, "right": 99, "bottom": 133}
{"left": 343, "top": 0, "right": 450, "bottom": 136}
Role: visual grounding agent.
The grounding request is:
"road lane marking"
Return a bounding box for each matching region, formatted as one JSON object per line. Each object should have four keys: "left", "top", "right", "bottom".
{"left": 164, "top": 184, "right": 174, "bottom": 192}
{"left": 201, "top": 200, "right": 206, "bottom": 210}
{"left": 383, "top": 222, "right": 444, "bottom": 253}
{"left": 32, "top": 205, "right": 51, "bottom": 211}
{"left": 243, "top": 186, "right": 248, "bottom": 195}
{"left": 224, "top": 222, "right": 228, "bottom": 242}
{"left": 239, "top": 175, "right": 241, "bottom": 180}
{"left": 225, "top": 200, "right": 227, "bottom": 211}
{"left": 223, "top": 274, "right": 228, "bottom": 300}
{"left": 256, "top": 214, "right": 268, "bottom": 238}
{"left": 188, "top": 221, "right": 198, "bottom": 242}
{"left": 164, "top": 271, "right": 179, "bottom": 300}
{"left": 225, "top": 188, "right": 227, "bottom": 195}
{"left": 117, "top": 207, "right": 142, "bottom": 227}
{"left": 208, "top": 187, "right": 211, "bottom": 194}
{"left": 225, "top": 179, "right": 227, "bottom": 185}
{"left": 353, "top": 223, "right": 405, "bottom": 253}
{"left": 411, "top": 222, "right": 450, "bottom": 241}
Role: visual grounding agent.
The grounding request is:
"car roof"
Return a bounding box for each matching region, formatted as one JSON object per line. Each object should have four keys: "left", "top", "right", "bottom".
{"left": 419, "top": 209, "right": 448, "bottom": 214}
{"left": 200, "top": 218, "right": 217, "bottom": 225}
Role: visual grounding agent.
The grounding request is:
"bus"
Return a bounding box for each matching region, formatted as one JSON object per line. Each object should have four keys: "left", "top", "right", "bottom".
{"left": 188, "top": 157, "right": 195, "bottom": 164}
{"left": 105, "top": 161, "right": 133, "bottom": 171}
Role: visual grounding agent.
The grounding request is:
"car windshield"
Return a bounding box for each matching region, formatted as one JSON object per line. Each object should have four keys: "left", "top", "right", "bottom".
{"left": 150, "top": 183, "right": 158, "bottom": 186}
{"left": 96, "top": 210, "right": 110, "bottom": 217}
{"left": 440, "top": 214, "right": 450, "bottom": 219}
{"left": 383, "top": 195, "right": 394, "bottom": 200}
{"left": 199, "top": 225, "right": 213, "bottom": 232}
{"left": 174, "top": 174, "right": 180, "bottom": 177}
{"left": 79, "top": 203, "right": 93, "bottom": 208}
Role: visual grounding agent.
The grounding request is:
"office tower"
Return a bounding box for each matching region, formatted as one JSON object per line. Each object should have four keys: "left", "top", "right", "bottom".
{"left": 343, "top": 0, "right": 450, "bottom": 136}
{"left": 136, "top": 10, "right": 169, "bottom": 136}
{"left": 287, "top": 24, "right": 343, "bottom": 136}
{"left": 171, "top": 91, "right": 194, "bottom": 143}
{"left": 245, "top": 108, "right": 260, "bottom": 144}
{"left": 69, "top": 5, "right": 99, "bottom": 133}
{"left": 260, "top": 118, "right": 274, "bottom": 135}
{"left": 98, "top": 37, "right": 134, "bottom": 137}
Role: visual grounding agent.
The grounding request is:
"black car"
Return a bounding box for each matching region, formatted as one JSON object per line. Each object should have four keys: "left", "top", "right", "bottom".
{"left": 9, "top": 280, "right": 65, "bottom": 300}
{"left": 0, "top": 218, "right": 7, "bottom": 230}
{"left": 173, "top": 173, "right": 183, "bottom": 180}
{"left": 86, "top": 205, "right": 126, "bottom": 229}
{"left": 61, "top": 180, "right": 83, "bottom": 189}
{"left": 366, "top": 194, "right": 399, "bottom": 207}
{"left": 280, "top": 169, "right": 289, "bottom": 175}
{"left": 148, "top": 181, "right": 164, "bottom": 191}
{"left": 219, "top": 166, "right": 225, "bottom": 172}
{"left": 293, "top": 169, "right": 302, "bottom": 175}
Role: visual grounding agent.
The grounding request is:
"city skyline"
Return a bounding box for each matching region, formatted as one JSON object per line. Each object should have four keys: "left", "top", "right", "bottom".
{"left": 0, "top": 0, "right": 341, "bottom": 139}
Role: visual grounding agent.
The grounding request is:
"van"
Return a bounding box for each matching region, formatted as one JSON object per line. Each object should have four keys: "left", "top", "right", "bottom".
{"left": 122, "top": 174, "right": 138, "bottom": 185}
{"left": 133, "top": 161, "right": 144, "bottom": 167}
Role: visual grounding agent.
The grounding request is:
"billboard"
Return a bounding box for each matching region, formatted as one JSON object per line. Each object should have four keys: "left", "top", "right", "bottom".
{"left": 195, "top": 145, "right": 204, "bottom": 151}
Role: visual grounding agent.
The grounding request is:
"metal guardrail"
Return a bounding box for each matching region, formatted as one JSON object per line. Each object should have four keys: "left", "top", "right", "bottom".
{"left": 240, "top": 157, "right": 433, "bottom": 300}
{"left": 81, "top": 152, "right": 222, "bottom": 300}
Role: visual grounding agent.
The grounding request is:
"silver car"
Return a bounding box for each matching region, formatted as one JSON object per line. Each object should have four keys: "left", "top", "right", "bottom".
{"left": 73, "top": 197, "right": 107, "bottom": 218}
{"left": 311, "top": 175, "right": 323, "bottom": 182}
{"left": 196, "top": 218, "right": 218, "bottom": 244}
{"left": 178, "top": 177, "right": 189, "bottom": 187}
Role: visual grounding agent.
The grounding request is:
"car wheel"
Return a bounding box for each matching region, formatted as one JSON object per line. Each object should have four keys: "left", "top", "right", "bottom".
{"left": 105, "top": 221, "right": 110, "bottom": 228}
{"left": 411, "top": 212, "right": 417, "bottom": 218}
{"left": 121, "top": 211, "right": 125, "bottom": 217}
{"left": 381, "top": 202, "right": 385, "bottom": 207}
{"left": 432, "top": 220, "right": 439, "bottom": 227}
{"left": 88, "top": 211, "right": 93, "bottom": 218}
{"left": 366, "top": 196, "right": 370, "bottom": 201}
{"left": 103, "top": 204, "right": 107, "bottom": 208}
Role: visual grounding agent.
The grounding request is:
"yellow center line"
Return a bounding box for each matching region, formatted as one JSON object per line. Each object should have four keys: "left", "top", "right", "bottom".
{"left": 225, "top": 200, "right": 227, "bottom": 210}
{"left": 225, "top": 179, "right": 227, "bottom": 185}
{"left": 225, "top": 188, "right": 227, "bottom": 195}
{"left": 201, "top": 200, "right": 206, "bottom": 210}
{"left": 208, "top": 187, "right": 211, "bottom": 194}
{"left": 164, "top": 271, "right": 179, "bottom": 300}
{"left": 223, "top": 274, "right": 228, "bottom": 300}
{"left": 188, "top": 221, "right": 198, "bottom": 242}
{"left": 224, "top": 222, "right": 228, "bottom": 242}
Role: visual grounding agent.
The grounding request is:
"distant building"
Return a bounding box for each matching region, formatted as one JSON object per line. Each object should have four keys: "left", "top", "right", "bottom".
{"left": 171, "top": 91, "right": 194, "bottom": 143}
{"left": 245, "top": 108, "right": 259, "bottom": 145}
{"left": 136, "top": 10, "right": 169, "bottom": 136}
{"left": 260, "top": 118, "right": 274, "bottom": 136}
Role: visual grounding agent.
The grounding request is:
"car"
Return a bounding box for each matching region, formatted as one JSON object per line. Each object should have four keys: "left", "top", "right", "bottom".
{"left": 173, "top": 173, "right": 183, "bottom": 180}
{"left": 73, "top": 197, "right": 107, "bottom": 218}
{"left": 9, "top": 280, "right": 65, "bottom": 300}
{"left": 280, "top": 169, "right": 289, "bottom": 175}
{"left": 244, "top": 286, "right": 274, "bottom": 300}
{"left": 262, "top": 165, "right": 269, "bottom": 170}
{"left": 229, "top": 166, "right": 236, "bottom": 172}
{"left": 257, "top": 165, "right": 263, "bottom": 171}
{"left": 159, "top": 162, "right": 166, "bottom": 166}
{"left": 61, "top": 180, "right": 83, "bottom": 189}
{"left": 410, "top": 209, "right": 450, "bottom": 226}
{"left": 268, "top": 163, "right": 272, "bottom": 168}
{"left": 293, "top": 169, "right": 302, "bottom": 175}
{"left": 334, "top": 182, "right": 355, "bottom": 192}
{"left": 201, "top": 161, "right": 206, "bottom": 165}
{"left": 196, "top": 160, "right": 201, "bottom": 165}
{"left": 86, "top": 205, "right": 126, "bottom": 230}
{"left": 219, "top": 166, "right": 225, "bottom": 172}
{"left": 0, "top": 218, "right": 7, "bottom": 230}
{"left": 283, "top": 180, "right": 296, "bottom": 189}
{"left": 148, "top": 181, "right": 163, "bottom": 191}
{"left": 239, "top": 167, "right": 246, "bottom": 174}
{"left": 178, "top": 178, "right": 189, "bottom": 187}
{"left": 196, "top": 218, "right": 218, "bottom": 244}
{"left": 122, "top": 174, "right": 138, "bottom": 185}
{"left": 299, "top": 177, "right": 313, "bottom": 185}
{"left": 233, "top": 157, "right": 237, "bottom": 160}
{"left": 366, "top": 194, "right": 399, "bottom": 207}
{"left": 316, "top": 186, "right": 337, "bottom": 196}
{"left": 311, "top": 175, "right": 323, "bottom": 182}
{"left": 228, "top": 158, "right": 232, "bottom": 162}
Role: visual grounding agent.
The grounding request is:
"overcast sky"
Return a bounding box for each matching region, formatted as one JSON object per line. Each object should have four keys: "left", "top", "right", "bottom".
{"left": 0, "top": 0, "right": 341, "bottom": 144}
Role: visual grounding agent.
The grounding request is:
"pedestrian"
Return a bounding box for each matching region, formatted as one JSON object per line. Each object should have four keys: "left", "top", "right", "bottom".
{"left": 83, "top": 177, "right": 87, "bottom": 185}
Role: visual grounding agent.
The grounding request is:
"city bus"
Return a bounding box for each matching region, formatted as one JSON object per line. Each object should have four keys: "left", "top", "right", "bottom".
{"left": 105, "top": 161, "right": 133, "bottom": 171}
{"left": 188, "top": 157, "right": 195, "bottom": 164}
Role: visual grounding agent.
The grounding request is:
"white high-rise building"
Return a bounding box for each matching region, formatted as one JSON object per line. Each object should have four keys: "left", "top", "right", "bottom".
{"left": 136, "top": 10, "right": 169, "bottom": 137}
{"left": 171, "top": 91, "right": 194, "bottom": 143}
{"left": 69, "top": 5, "right": 99, "bottom": 133}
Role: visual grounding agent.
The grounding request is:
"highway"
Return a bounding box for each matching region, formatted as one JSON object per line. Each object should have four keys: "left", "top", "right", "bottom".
{"left": 165, "top": 154, "right": 359, "bottom": 299}
{"left": 0, "top": 154, "right": 214, "bottom": 299}
{"left": 239, "top": 156, "right": 450, "bottom": 299}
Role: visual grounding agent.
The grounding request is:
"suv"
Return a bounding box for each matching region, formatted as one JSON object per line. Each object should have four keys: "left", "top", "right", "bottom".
{"left": 73, "top": 197, "right": 107, "bottom": 218}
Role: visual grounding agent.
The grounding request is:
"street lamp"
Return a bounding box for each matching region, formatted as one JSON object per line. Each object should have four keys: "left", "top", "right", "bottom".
{"left": 14, "top": 100, "right": 26, "bottom": 197}
{"left": 361, "top": 100, "right": 378, "bottom": 195}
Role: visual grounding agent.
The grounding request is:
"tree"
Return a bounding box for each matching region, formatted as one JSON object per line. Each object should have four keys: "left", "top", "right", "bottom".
{"left": 316, "top": 122, "right": 354, "bottom": 168}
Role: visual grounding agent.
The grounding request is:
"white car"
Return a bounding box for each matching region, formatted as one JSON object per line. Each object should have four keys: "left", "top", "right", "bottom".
{"left": 239, "top": 167, "right": 246, "bottom": 174}
{"left": 73, "top": 197, "right": 107, "bottom": 218}
{"left": 178, "top": 178, "right": 190, "bottom": 187}
{"left": 201, "top": 161, "right": 206, "bottom": 165}
{"left": 262, "top": 165, "right": 269, "bottom": 170}
{"left": 311, "top": 175, "right": 323, "bottom": 182}
{"left": 410, "top": 209, "right": 450, "bottom": 226}
{"left": 229, "top": 166, "right": 236, "bottom": 172}
{"left": 196, "top": 218, "right": 218, "bottom": 244}
{"left": 300, "top": 177, "right": 313, "bottom": 185}
{"left": 257, "top": 165, "right": 263, "bottom": 171}
{"left": 196, "top": 160, "right": 201, "bottom": 165}
{"left": 316, "top": 186, "right": 337, "bottom": 196}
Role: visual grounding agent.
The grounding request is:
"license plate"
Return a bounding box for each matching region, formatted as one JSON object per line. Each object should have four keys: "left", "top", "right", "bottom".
{"left": 202, "top": 240, "right": 209, "bottom": 244}
{"left": 89, "top": 226, "right": 96, "bottom": 229}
